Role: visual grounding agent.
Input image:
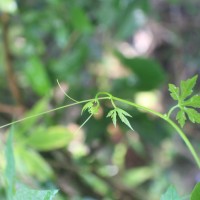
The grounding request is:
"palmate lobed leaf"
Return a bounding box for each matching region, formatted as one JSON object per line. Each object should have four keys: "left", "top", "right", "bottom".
{"left": 183, "top": 95, "right": 200, "bottom": 108}
{"left": 116, "top": 108, "right": 132, "bottom": 117}
{"left": 81, "top": 101, "right": 94, "bottom": 114}
{"left": 107, "top": 109, "right": 117, "bottom": 127}
{"left": 168, "top": 84, "right": 180, "bottom": 101}
{"left": 117, "top": 108, "right": 133, "bottom": 130}
{"left": 180, "top": 75, "right": 198, "bottom": 100}
{"left": 176, "top": 110, "right": 186, "bottom": 128}
{"left": 107, "top": 108, "right": 133, "bottom": 130}
{"left": 168, "top": 75, "right": 200, "bottom": 127}
{"left": 184, "top": 108, "right": 200, "bottom": 124}
{"left": 89, "top": 104, "right": 100, "bottom": 115}
{"left": 82, "top": 100, "right": 99, "bottom": 115}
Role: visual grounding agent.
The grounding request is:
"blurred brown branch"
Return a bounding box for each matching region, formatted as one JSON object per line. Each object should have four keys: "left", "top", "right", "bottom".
{"left": 1, "top": 12, "right": 24, "bottom": 107}
{"left": 0, "top": 103, "right": 24, "bottom": 117}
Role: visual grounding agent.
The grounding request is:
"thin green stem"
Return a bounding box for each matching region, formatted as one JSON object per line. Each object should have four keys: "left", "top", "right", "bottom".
{"left": 112, "top": 96, "right": 164, "bottom": 118}
{"left": 112, "top": 96, "right": 200, "bottom": 168}
{"left": 110, "top": 98, "right": 117, "bottom": 108}
{"left": 167, "top": 105, "right": 179, "bottom": 118}
{"left": 0, "top": 97, "right": 109, "bottom": 129}
{"left": 1, "top": 91, "right": 200, "bottom": 168}
{"left": 167, "top": 118, "right": 200, "bottom": 168}
{"left": 56, "top": 79, "right": 79, "bottom": 103}
{"left": 95, "top": 92, "right": 112, "bottom": 99}
{"left": 75, "top": 114, "right": 93, "bottom": 134}
{"left": 95, "top": 92, "right": 116, "bottom": 108}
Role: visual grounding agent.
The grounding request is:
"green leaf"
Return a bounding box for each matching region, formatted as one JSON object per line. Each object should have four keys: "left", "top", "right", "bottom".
{"left": 183, "top": 95, "right": 200, "bottom": 108}
{"left": 70, "top": 7, "right": 92, "bottom": 33}
{"left": 89, "top": 104, "right": 100, "bottom": 115}
{"left": 107, "top": 108, "right": 133, "bottom": 130}
{"left": 168, "top": 84, "right": 180, "bottom": 100}
{"left": 81, "top": 172, "right": 109, "bottom": 195}
{"left": 168, "top": 75, "right": 200, "bottom": 127}
{"left": 122, "top": 167, "right": 154, "bottom": 187}
{"left": 116, "top": 53, "right": 166, "bottom": 91}
{"left": 16, "top": 97, "right": 49, "bottom": 136}
{"left": 5, "top": 127, "right": 15, "bottom": 200}
{"left": 161, "top": 185, "right": 181, "bottom": 200}
{"left": 191, "top": 182, "right": 200, "bottom": 200}
{"left": 180, "top": 75, "right": 198, "bottom": 100}
{"left": 185, "top": 108, "right": 200, "bottom": 123}
{"left": 15, "top": 147, "right": 54, "bottom": 182}
{"left": 26, "top": 126, "right": 73, "bottom": 151}
{"left": 116, "top": 108, "right": 134, "bottom": 130}
{"left": 107, "top": 109, "right": 117, "bottom": 127}
{"left": 81, "top": 100, "right": 99, "bottom": 115}
{"left": 176, "top": 110, "right": 186, "bottom": 127}
{"left": 25, "top": 57, "right": 51, "bottom": 96}
{"left": 81, "top": 101, "right": 94, "bottom": 115}
{"left": 14, "top": 184, "right": 58, "bottom": 200}
{"left": 116, "top": 108, "right": 132, "bottom": 118}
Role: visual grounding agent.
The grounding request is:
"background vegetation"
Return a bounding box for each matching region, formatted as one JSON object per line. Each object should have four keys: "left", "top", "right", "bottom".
{"left": 0, "top": 0, "right": 200, "bottom": 199}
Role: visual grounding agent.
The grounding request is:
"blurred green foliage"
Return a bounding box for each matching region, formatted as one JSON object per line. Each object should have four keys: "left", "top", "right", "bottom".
{"left": 0, "top": 0, "right": 200, "bottom": 199}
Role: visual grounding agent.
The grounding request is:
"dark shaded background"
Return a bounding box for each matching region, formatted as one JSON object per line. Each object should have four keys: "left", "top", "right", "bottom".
{"left": 0, "top": 0, "right": 200, "bottom": 199}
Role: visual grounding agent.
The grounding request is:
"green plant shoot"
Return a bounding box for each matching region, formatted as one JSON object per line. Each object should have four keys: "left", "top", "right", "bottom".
{"left": 1, "top": 75, "right": 200, "bottom": 168}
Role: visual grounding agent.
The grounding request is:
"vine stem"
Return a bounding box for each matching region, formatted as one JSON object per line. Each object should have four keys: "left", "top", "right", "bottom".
{"left": 112, "top": 96, "right": 200, "bottom": 168}
{"left": 1, "top": 93, "right": 200, "bottom": 168}
{"left": 0, "top": 97, "right": 108, "bottom": 129}
{"left": 167, "top": 105, "right": 179, "bottom": 118}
